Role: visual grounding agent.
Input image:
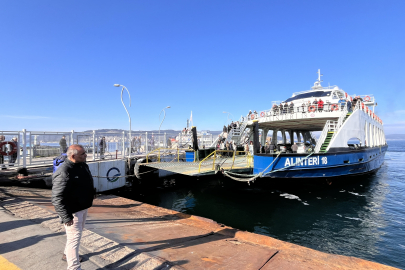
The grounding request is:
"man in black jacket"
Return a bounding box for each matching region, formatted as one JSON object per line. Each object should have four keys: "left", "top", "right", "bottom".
{"left": 52, "top": 144, "right": 95, "bottom": 270}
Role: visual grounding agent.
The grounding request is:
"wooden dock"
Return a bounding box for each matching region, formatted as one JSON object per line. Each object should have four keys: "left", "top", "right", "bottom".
{"left": 0, "top": 186, "right": 398, "bottom": 270}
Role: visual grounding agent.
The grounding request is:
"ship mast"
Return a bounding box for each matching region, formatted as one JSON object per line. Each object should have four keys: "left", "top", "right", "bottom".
{"left": 312, "top": 69, "right": 323, "bottom": 90}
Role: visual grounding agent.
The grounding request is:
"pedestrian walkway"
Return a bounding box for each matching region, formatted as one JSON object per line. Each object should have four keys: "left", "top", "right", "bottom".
{"left": 0, "top": 186, "right": 399, "bottom": 270}
{"left": 0, "top": 208, "right": 99, "bottom": 270}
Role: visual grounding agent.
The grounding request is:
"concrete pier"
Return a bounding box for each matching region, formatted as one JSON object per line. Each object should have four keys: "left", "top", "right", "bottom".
{"left": 0, "top": 186, "right": 399, "bottom": 270}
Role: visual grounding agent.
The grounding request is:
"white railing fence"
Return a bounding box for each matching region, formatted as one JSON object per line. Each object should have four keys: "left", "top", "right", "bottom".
{"left": 0, "top": 130, "right": 216, "bottom": 169}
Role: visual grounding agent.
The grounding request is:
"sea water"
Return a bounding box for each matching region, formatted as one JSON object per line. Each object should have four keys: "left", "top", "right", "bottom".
{"left": 117, "top": 140, "right": 405, "bottom": 269}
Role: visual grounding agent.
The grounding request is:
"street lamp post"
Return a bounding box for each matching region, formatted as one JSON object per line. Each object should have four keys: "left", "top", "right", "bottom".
{"left": 159, "top": 106, "right": 171, "bottom": 146}
{"left": 113, "top": 84, "right": 132, "bottom": 153}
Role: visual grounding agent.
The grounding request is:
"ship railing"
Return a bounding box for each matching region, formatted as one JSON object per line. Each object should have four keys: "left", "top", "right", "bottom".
{"left": 241, "top": 102, "right": 348, "bottom": 123}
{"left": 198, "top": 150, "right": 253, "bottom": 173}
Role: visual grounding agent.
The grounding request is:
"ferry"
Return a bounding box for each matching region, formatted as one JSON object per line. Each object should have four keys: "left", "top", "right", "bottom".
{"left": 224, "top": 70, "right": 387, "bottom": 180}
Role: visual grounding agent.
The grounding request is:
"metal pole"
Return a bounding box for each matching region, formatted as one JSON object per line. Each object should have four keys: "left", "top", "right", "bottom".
{"left": 164, "top": 132, "right": 167, "bottom": 148}
{"left": 122, "top": 131, "right": 125, "bottom": 157}
{"left": 71, "top": 130, "right": 74, "bottom": 147}
{"left": 119, "top": 86, "right": 132, "bottom": 143}
{"left": 145, "top": 132, "right": 148, "bottom": 154}
{"left": 22, "top": 129, "right": 26, "bottom": 168}
{"left": 92, "top": 130, "right": 96, "bottom": 161}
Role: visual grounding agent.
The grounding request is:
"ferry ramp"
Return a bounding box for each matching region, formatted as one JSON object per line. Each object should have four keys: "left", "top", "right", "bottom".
{"left": 140, "top": 150, "right": 253, "bottom": 176}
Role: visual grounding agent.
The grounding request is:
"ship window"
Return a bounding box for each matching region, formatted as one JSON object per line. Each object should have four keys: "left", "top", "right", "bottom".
{"left": 285, "top": 91, "right": 332, "bottom": 102}
{"left": 358, "top": 158, "right": 364, "bottom": 162}
{"left": 344, "top": 160, "right": 350, "bottom": 163}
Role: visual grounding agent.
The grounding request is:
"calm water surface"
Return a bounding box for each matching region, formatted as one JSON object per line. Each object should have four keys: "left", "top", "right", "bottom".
{"left": 116, "top": 140, "right": 405, "bottom": 269}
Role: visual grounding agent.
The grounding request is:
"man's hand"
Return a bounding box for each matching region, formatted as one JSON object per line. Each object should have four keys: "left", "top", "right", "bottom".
{"left": 65, "top": 220, "right": 74, "bottom": 226}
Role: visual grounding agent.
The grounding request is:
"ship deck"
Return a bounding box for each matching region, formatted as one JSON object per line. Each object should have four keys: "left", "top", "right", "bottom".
{"left": 140, "top": 155, "right": 252, "bottom": 176}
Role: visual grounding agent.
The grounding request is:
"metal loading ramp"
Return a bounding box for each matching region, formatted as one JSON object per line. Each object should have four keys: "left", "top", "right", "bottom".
{"left": 140, "top": 153, "right": 253, "bottom": 176}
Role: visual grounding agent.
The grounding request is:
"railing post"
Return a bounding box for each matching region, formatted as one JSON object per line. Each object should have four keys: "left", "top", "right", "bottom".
{"left": 92, "top": 130, "right": 96, "bottom": 161}
{"left": 122, "top": 131, "right": 125, "bottom": 157}
{"left": 71, "top": 130, "right": 74, "bottom": 147}
{"left": 145, "top": 132, "right": 148, "bottom": 154}
{"left": 22, "top": 129, "right": 27, "bottom": 168}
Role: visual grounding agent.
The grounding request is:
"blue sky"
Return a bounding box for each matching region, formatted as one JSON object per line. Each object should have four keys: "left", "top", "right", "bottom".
{"left": 1, "top": 1, "right": 404, "bottom": 133}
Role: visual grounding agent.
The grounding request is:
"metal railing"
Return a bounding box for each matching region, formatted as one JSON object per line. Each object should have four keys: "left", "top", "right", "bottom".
{"left": 198, "top": 150, "right": 252, "bottom": 173}
{"left": 0, "top": 129, "right": 213, "bottom": 169}
{"left": 241, "top": 103, "right": 347, "bottom": 123}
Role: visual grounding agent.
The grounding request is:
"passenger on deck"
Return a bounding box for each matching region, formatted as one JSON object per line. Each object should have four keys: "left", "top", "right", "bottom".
{"left": 292, "top": 143, "right": 298, "bottom": 153}
{"left": 301, "top": 102, "right": 306, "bottom": 113}
{"left": 289, "top": 102, "right": 294, "bottom": 114}
{"left": 318, "top": 99, "right": 324, "bottom": 112}
{"left": 347, "top": 99, "right": 353, "bottom": 112}
{"left": 223, "top": 125, "right": 227, "bottom": 133}
{"left": 312, "top": 99, "right": 318, "bottom": 112}
{"left": 339, "top": 98, "right": 346, "bottom": 110}
{"left": 272, "top": 104, "right": 278, "bottom": 115}
{"left": 352, "top": 97, "right": 357, "bottom": 111}
{"left": 244, "top": 143, "right": 249, "bottom": 154}
{"left": 265, "top": 142, "right": 270, "bottom": 153}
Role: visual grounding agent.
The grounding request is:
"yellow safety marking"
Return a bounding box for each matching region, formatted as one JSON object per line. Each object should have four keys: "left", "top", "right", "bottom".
{"left": 0, "top": 255, "right": 21, "bottom": 270}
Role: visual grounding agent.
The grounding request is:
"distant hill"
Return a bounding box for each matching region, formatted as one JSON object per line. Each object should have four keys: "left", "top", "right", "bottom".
{"left": 385, "top": 134, "right": 405, "bottom": 140}
{"left": 82, "top": 129, "right": 222, "bottom": 138}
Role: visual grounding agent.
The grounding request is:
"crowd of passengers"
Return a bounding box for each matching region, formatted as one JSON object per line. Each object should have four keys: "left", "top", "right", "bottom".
{"left": 243, "top": 96, "right": 364, "bottom": 120}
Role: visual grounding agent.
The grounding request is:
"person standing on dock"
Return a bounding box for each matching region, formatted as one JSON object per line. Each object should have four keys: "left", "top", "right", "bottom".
{"left": 60, "top": 135, "right": 67, "bottom": 153}
{"left": 52, "top": 144, "right": 95, "bottom": 270}
{"left": 9, "top": 137, "right": 18, "bottom": 165}
{"left": 99, "top": 136, "right": 106, "bottom": 159}
{"left": 0, "top": 135, "right": 5, "bottom": 170}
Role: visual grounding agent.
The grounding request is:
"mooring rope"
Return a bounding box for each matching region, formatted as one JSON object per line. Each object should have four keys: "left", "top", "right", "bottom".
{"left": 222, "top": 151, "right": 315, "bottom": 184}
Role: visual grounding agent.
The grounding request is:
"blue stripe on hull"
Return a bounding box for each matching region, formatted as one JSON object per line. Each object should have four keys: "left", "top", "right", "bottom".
{"left": 253, "top": 146, "right": 387, "bottom": 178}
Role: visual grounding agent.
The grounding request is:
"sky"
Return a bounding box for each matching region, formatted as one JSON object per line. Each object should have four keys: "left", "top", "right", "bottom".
{"left": 1, "top": 0, "right": 404, "bottom": 134}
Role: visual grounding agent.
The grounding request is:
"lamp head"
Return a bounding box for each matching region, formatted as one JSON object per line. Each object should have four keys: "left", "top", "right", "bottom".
{"left": 113, "top": 84, "right": 120, "bottom": 87}
{"left": 166, "top": 106, "right": 171, "bottom": 108}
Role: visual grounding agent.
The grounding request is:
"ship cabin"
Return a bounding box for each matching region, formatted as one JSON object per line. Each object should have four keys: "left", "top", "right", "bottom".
{"left": 236, "top": 71, "right": 386, "bottom": 156}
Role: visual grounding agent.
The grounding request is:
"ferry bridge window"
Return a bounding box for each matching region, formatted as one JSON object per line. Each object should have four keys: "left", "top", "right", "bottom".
{"left": 285, "top": 91, "right": 332, "bottom": 102}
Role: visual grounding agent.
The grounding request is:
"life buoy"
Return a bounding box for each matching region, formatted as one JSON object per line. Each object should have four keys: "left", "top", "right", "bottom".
{"left": 260, "top": 111, "right": 265, "bottom": 117}
{"left": 361, "top": 103, "right": 364, "bottom": 109}
{"left": 0, "top": 141, "right": 17, "bottom": 156}
{"left": 250, "top": 114, "right": 255, "bottom": 120}
{"left": 364, "top": 95, "right": 371, "bottom": 102}
{"left": 331, "top": 104, "right": 338, "bottom": 111}
{"left": 345, "top": 93, "right": 348, "bottom": 98}
{"left": 308, "top": 105, "right": 316, "bottom": 112}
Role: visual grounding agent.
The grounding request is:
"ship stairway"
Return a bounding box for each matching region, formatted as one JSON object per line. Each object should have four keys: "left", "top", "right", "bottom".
{"left": 226, "top": 121, "right": 249, "bottom": 145}
{"left": 319, "top": 132, "right": 335, "bottom": 153}
{"left": 315, "top": 110, "right": 352, "bottom": 153}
